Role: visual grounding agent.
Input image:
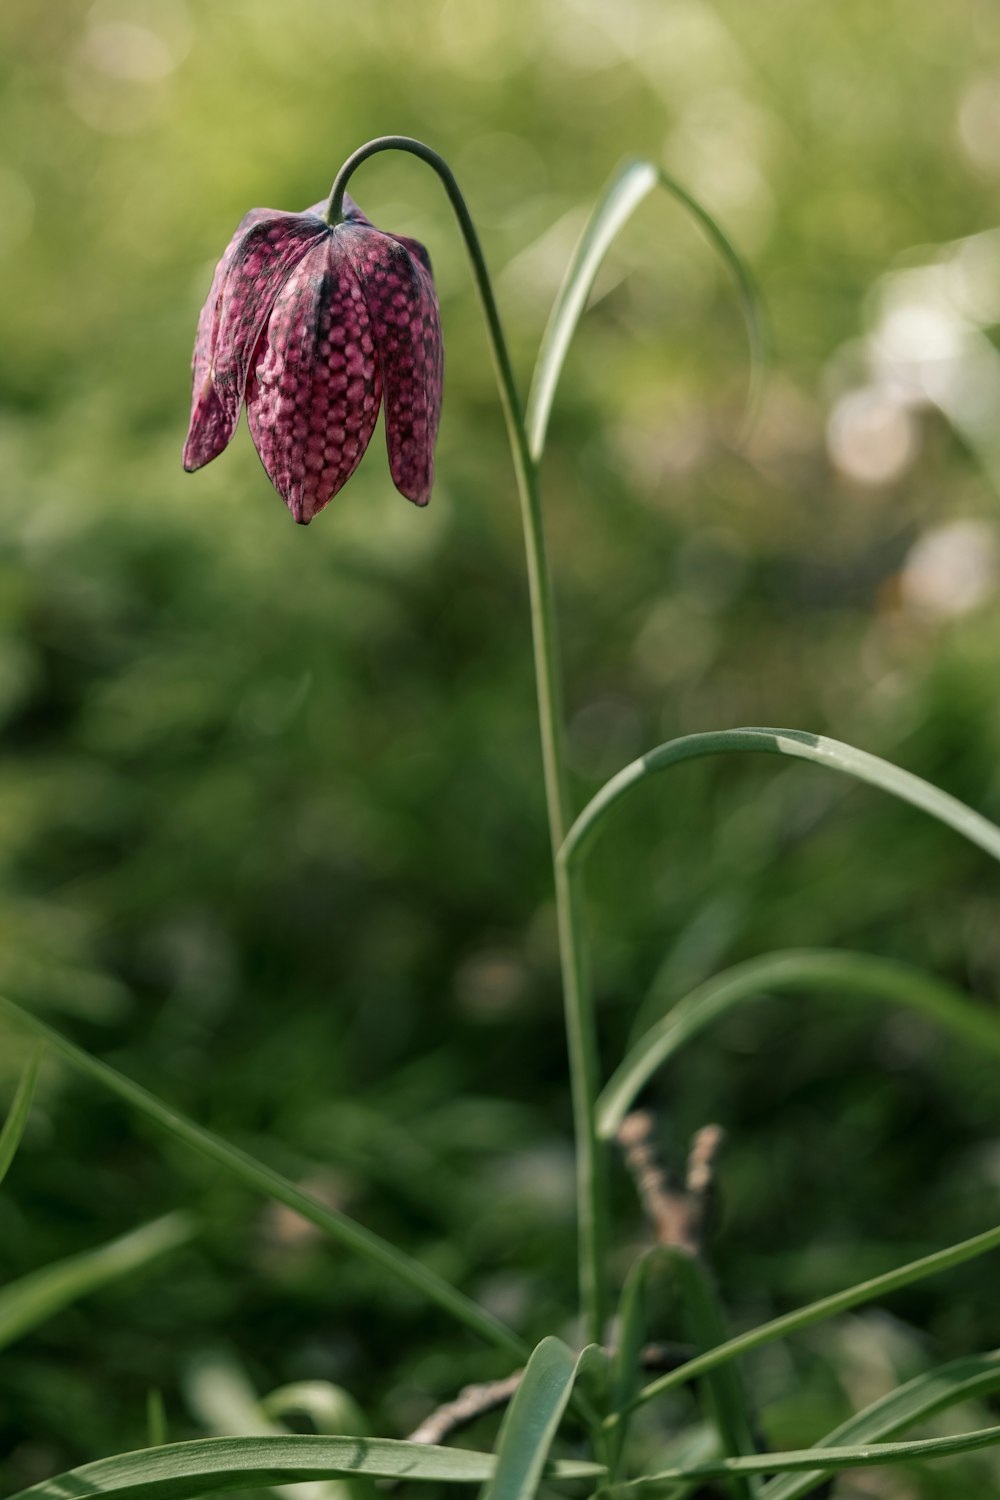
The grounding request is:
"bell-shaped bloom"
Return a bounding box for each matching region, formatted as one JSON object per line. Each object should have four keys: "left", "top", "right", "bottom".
{"left": 183, "top": 194, "right": 443, "bottom": 523}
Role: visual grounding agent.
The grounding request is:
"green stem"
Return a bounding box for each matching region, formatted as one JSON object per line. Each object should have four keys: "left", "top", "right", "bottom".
{"left": 326, "top": 138, "right": 605, "bottom": 1342}
{"left": 555, "top": 860, "right": 608, "bottom": 1343}
{"left": 325, "top": 138, "right": 570, "bottom": 851}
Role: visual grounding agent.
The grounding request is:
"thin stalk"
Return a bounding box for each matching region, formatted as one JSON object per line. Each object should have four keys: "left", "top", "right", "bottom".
{"left": 555, "top": 860, "right": 608, "bottom": 1344}
{"left": 326, "top": 139, "right": 570, "bottom": 853}
{"left": 326, "top": 138, "right": 606, "bottom": 1342}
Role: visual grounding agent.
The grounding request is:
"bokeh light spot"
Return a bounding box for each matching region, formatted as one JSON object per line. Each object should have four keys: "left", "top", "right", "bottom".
{"left": 826, "top": 386, "right": 918, "bottom": 487}
{"left": 901, "top": 519, "right": 1000, "bottom": 617}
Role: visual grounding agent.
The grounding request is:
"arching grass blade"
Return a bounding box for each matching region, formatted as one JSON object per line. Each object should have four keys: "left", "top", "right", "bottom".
{"left": 0, "top": 1213, "right": 194, "bottom": 1352}
{"left": 4, "top": 1434, "right": 605, "bottom": 1500}
{"left": 184, "top": 1350, "right": 357, "bottom": 1500}
{"left": 607, "top": 1423, "right": 1000, "bottom": 1490}
{"left": 0, "top": 993, "right": 527, "bottom": 1362}
{"left": 561, "top": 728, "right": 1000, "bottom": 872}
{"left": 0, "top": 1044, "right": 42, "bottom": 1187}
{"left": 481, "top": 1337, "right": 600, "bottom": 1500}
{"left": 526, "top": 158, "right": 656, "bottom": 461}
{"left": 525, "top": 158, "right": 766, "bottom": 462}
{"left": 626, "top": 1222, "right": 1000, "bottom": 1415}
{"left": 761, "top": 1347, "right": 1000, "bottom": 1500}
{"left": 598, "top": 947, "right": 1000, "bottom": 1140}
{"left": 262, "top": 1382, "right": 368, "bottom": 1437}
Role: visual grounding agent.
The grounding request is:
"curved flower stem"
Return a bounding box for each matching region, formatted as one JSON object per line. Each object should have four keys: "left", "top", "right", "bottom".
{"left": 328, "top": 137, "right": 571, "bottom": 858}
{"left": 327, "top": 139, "right": 607, "bottom": 1344}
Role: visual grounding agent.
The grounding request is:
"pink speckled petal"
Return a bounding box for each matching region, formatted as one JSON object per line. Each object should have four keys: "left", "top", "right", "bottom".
{"left": 386, "top": 231, "right": 432, "bottom": 272}
{"left": 246, "top": 238, "right": 382, "bottom": 524}
{"left": 339, "top": 227, "right": 443, "bottom": 507}
{"left": 211, "top": 213, "right": 330, "bottom": 434}
{"left": 183, "top": 206, "right": 271, "bottom": 472}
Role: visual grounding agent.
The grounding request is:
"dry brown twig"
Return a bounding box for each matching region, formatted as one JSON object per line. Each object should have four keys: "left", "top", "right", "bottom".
{"left": 407, "top": 1371, "right": 524, "bottom": 1447}
{"left": 616, "top": 1110, "right": 725, "bottom": 1255}
{"left": 405, "top": 1342, "right": 692, "bottom": 1446}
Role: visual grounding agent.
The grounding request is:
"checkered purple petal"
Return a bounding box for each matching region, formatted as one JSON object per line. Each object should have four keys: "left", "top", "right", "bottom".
{"left": 339, "top": 226, "right": 443, "bottom": 506}
{"left": 246, "top": 237, "right": 382, "bottom": 524}
{"left": 211, "top": 213, "right": 330, "bottom": 435}
{"left": 183, "top": 206, "right": 271, "bottom": 472}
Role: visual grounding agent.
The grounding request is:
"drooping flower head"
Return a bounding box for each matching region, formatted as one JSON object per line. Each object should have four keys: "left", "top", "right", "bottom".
{"left": 183, "top": 194, "right": 443, "bottom": 524}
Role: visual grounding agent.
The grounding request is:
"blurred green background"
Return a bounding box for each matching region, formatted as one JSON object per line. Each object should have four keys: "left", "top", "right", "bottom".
{"left": 2, "top": 0, "right": 1000, "bottom": 1493}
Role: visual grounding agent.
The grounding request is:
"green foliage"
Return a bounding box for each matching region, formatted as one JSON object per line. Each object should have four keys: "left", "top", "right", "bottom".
{"left": 629, "top": 1220, "right": 1000, "bottom": 1413}
{"left": 0, "top": 993, "right": 526, "bottom": 1361}
{"left": 526, "top": 157, "right": 765, "bottom": 462}
{"left": 0, "top": 1047, "right": 41, "bottom": 1188}
{"left": 611, "top": 1423, "right": 1000, "bottom": 1491}
{"left": 664, "top": 1250, "right": 757, "bottom": 1500}
{"left": 480, "top": 1337, "right": 588, "bottom": 1500}
{"left": 760, "top": 1348, "right": 1000, "bottom": 1500}
{"left": 2, "top": 1, "right": 1000, "bottom": 1496}
{"left": 0, "top": 1214, "right": 194, "bottom": 1354}
{"left": 4, "top": 1436, "right": 603, "bottom": 1500}
{"left": 598, "top": 947, "right": 1000, "bottom": 1139}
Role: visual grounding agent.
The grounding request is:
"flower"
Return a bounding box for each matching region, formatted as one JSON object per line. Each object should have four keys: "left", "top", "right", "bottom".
{"left": 183, "top": 194, "right": 443, "bottom": 524}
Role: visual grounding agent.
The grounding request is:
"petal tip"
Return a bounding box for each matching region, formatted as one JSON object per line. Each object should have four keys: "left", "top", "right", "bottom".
{"left": 184, "top": 380, "right": 235, "bottom": 472}
{"left": 394, "top": 469, "right": 433, "bottom": 507}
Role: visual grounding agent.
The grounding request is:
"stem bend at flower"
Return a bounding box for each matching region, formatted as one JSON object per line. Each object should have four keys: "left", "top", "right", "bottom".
{"left": 326, "top": 138, "right": 606, "bottom": 1342}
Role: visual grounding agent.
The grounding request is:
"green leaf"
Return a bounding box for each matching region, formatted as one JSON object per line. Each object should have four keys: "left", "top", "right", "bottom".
{"left": 597, "top": 947, "right": 1000, "bottom": 1139}
{"left": 760, "top": 1347, "right": 1000, "bottom": 1500}
{"left": 5, "top": 1434, "right": 605, "bottom": 1500}
{"left": 184, "top": 1351, "right": 362, "bottom": 1500}
{"left": 146, "top": 1391, "right": 168, "bottom": 1450}
{"left": 606, "top": 1262, "right": 731, "bottom": 1494}
{"left": 525, "top": 158, "right": 656, "bottom": 462}
{"left": 629, "top": 1222, "right": 1000, "bottom": 1414}
{"left": 608, "top": 1423, "right": 1000, "bottom": 1490}
{"left": 0, "top": 1044, "right": 42, "bottom": 1187}
{"left": 184, "top": 1349, "right": 280, "bottom": 1440}
{"left": 525, "top": 157, "right": 766, "bottom": 462}
{"left": 608, "top": 1250, "right": 666, "bottom": 1475}
{"left": 261, "top": 1383, "right": 368, "bottom": 1437}
{"left": 0, "top": 1212, "right": 194, "bottom": 1352}
{"left": 667, "top": 1250, "right": 757, "bottom": 1500}
{"left": 639, "top": 1426, "right": 721, "bottom": 1500}
{"left": 560, "top": 728, "right": 1000, "bottom": 873}
{"left": 481, "top": 1337, "right": 597, "bottom": 1500}
{"left": 0, "top": 993, "right": 527, "bottom": 1363}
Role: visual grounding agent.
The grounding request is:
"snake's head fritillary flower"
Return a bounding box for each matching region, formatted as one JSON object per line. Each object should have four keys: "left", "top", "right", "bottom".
{"left": 183, "top": 193, "right": 443, "bottom": 524}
